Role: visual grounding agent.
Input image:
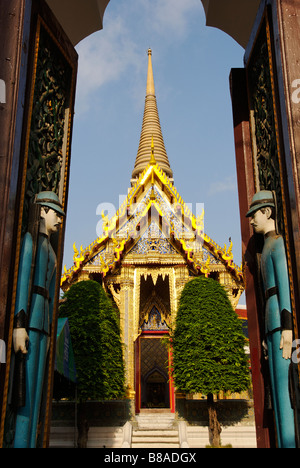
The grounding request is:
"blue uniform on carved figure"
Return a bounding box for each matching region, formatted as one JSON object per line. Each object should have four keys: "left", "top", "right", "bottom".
{"left": 247, "top": 190, "right": 295, "bottom": 448}
{"left": 13, "top": 192, "right": 64, "bottom": 448}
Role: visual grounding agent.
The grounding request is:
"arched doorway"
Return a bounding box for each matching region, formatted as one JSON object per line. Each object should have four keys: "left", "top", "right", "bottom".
{"left": 143, "top": 359, "right": 169, "bottom": 408}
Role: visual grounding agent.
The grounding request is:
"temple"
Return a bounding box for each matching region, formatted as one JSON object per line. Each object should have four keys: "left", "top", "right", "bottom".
{"left": 61, "top": 50, "right": 245, "bottom": 413}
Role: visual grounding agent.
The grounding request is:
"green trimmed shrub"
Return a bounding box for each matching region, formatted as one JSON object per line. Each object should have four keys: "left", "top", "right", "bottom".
{"left": 59, "top": 280, "right": 125, "bottom": 401}
{"left": 172, "top": 276, "right": 250, "bottom": 446}
{"left": 59, "top": 280, "right": 125, "bottom": 447}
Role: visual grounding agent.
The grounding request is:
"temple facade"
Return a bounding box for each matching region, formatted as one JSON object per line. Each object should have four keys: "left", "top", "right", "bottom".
{"left": 61, "top": 50, "right": 245, "bottom": 413}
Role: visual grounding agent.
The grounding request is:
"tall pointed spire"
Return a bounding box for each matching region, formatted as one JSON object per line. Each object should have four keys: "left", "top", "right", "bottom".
{"left": 146, "top": 49, "right": 155, "bottom": 96}
{"left": 131, "top": 49, "right": 173, "bottom": 182}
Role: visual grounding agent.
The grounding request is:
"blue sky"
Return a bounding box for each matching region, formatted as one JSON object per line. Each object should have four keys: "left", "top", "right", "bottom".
{"left": 63, "top": 0, "right": 245, "bottom": 301}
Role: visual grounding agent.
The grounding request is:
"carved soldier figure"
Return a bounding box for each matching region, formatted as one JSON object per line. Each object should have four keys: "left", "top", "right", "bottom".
{"left": 12, "top": 191, "right": 64, "bottom": 448}
{"left": 246, "top": 190, "right": 296, "bottom": 448}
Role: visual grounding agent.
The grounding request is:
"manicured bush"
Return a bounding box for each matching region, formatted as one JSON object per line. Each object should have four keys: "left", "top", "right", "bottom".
{"left": 59, "top": 280, "right": 125, "bottom": 447}
{"left": 172, "top": 276, "right": 250, "bottom": 446}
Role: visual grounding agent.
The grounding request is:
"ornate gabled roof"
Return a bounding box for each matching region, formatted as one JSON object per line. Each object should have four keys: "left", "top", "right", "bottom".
{"left": 131, "top": 49, "right": 173, "bottom": 181}
{"left": 61, "top": 156, "right": 243, "bottom": 290}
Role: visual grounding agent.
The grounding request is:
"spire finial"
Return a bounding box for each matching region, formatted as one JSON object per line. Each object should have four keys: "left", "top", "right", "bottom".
{"left": 146, "top": 48, "right": 155, "bottom": 96}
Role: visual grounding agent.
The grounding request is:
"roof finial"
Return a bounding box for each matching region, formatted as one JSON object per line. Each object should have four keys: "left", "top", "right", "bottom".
{"left": 146, "top": 48, "right": 155, "bottom": 96}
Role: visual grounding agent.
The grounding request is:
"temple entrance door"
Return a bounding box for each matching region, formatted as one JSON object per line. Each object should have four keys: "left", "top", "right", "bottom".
{"left": 135, "top": 305, "right": 174, "bottom": 413}
{"left": 135, "top": 334, "right": 175, "bottom": 413}
{"left": 141, "top": 340, "right": 170, "bottom": 409}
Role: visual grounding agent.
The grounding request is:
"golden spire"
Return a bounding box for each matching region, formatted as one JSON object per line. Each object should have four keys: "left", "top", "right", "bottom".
{"left": 131, "top": 49, "right": 173, "bottom": 181}
{"left": 146, "top": 49, "right": 155, "bottom": 96}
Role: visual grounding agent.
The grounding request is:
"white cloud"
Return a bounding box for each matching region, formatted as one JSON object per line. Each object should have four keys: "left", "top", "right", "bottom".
{"left": 208, "top": 176, "right": 237, "bottom": 196}
{"left": 74, "top": 0, "right": 203, "bottom": 115}
{"left": 149, "top": 0, "right": 202, "bottom": 37}
{"left": 75, "top": 15, "right": 141, "bottom": 114}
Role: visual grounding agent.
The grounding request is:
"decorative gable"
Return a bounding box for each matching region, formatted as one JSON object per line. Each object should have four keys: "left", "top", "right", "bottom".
{"left": 129, "top": 222, "right": 177, "bottom": 255}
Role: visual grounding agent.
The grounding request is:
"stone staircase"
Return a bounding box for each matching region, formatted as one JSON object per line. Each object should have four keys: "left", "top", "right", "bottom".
{"left": 131, "top": 411, "right": 180, "bottom": 449}
{"left": 49, "top": 410, "right": 257, "bottom": 448}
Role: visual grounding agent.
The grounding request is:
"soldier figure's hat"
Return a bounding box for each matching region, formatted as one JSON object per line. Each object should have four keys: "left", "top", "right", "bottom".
{"left": 246, "top": 190, "right": 275, "bottom": 218}
{"left": 35, "top": 191, "right": 65, "bottom": 217}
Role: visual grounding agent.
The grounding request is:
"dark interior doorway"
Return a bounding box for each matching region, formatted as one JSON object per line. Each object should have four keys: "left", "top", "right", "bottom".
{"left": 140, "top": 337, "right": 170, "bottom": 409}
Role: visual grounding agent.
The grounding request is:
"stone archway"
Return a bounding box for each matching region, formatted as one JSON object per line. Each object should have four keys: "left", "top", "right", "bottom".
{"left": 3, "top": 0, "right": 300, "bottom": 450}
{"left": 0, "top": 0, "right": 260, "bottom": 447}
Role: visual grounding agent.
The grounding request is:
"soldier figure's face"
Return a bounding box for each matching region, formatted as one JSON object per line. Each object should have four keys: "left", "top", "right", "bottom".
{"left": 41, "top": 208, "right": 63, "bottom": 235}
{"left": 250, "top": 208, "right": 268, "bottom": 234}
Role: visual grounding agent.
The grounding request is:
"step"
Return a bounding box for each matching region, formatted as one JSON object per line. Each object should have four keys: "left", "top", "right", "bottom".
{"left": 132, "top": 442, "right": 180, "bottom": 448}
{"left": 132, "top": 413, "right": 180, "bottom": 448}
{"left": 137, "top": 422, "right": 175, "bottom": 429}
{"left": 136, "top": 415, "right": 175, "bottom": 420}
{"left": 132, "top": 429, "right": 178, "bottom": 437}
{"left": 139, "top": 408, "right": 174, "bottom": 415}
{"left": 136, "top": 413, "right": 176, "bottom": 430}
{"left": 132, "top": 433, "right": 179, "bottom": 444}
{"left": 132, "top": 434, "right": 180, "bottom": 448}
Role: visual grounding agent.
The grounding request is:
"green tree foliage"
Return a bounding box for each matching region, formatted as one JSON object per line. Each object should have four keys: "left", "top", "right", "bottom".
{"left": 172, "top": 276, "right": 250, "bottom": 396}
{"left": 59, "top": 280, "right": 125, "bottom": 402}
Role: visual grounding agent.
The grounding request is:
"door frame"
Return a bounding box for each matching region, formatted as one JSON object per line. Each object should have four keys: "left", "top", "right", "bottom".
{"left": 135, "top": 331, "right": 175, "bottom": 414}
